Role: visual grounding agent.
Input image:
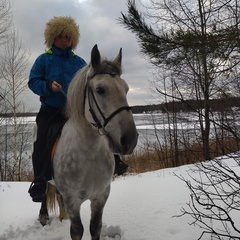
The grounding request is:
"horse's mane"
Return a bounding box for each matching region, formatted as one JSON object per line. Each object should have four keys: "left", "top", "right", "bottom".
{"left": 66, "top": 58, "right": 122, "bottom": 121}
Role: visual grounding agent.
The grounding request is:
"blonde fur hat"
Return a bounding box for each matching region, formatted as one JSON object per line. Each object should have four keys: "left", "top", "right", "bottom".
{"left": 44, "top": 16, "right": 80, "bottom": 50}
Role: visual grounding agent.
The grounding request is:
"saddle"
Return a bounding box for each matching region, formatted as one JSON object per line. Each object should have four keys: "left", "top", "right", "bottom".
{"left": 47, "top": 121, "right": 63, "bottom": 161}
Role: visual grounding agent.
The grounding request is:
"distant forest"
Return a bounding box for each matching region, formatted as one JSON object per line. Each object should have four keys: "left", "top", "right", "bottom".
{"left": 131, "top": 97, "right": 240, "bottom": 114}
{"left": 1, "top": 97, "right": 240, "bottom": 117}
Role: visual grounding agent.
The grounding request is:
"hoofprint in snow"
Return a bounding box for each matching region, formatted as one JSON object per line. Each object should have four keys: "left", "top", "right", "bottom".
{"left": 1, "top": 155, "right": 239, "bottom": 240}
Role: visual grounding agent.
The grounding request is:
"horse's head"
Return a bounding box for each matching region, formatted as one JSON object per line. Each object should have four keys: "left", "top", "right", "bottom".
{"left": 84, "top": 44, "right": 138, "bottom": 155}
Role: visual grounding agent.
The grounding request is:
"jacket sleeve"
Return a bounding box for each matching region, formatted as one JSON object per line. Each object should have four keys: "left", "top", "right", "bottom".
{"left": 28, "top": 55, "right": 53, "bottom": 97}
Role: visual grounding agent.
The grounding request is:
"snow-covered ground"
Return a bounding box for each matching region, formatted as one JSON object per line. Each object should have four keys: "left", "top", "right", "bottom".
{"left": 1, "top": 154, "right": 239, "bottom": 240}
{"left": 1, "top": 113, "right": 240, "bottom": 239}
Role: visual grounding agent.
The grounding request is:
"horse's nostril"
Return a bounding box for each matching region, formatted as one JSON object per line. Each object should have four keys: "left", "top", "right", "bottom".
{"left": 120, "top": 132, "right": 137, "bottom": 154}
{"left": 120, "top": 135, "right": 127, "bottom": 148}
{"left": 120, "top": 135, "right": 130, "bottom": 153}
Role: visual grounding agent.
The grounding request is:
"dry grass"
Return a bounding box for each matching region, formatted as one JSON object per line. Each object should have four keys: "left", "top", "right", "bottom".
{"left": 20, "top": 137, "right": 240, "bottom": 180}
{"left": 123, "top": 137, "right": 240, "bottom": 173}
{"left": 20, "top": 171, "right": 34, "bottom": 182}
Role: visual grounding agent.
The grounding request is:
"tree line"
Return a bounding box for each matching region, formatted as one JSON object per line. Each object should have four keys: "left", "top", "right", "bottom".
{"left": 131, "top": 96, "right": 240, "bottom": 114}
{"left": 2, "top": 95, "right": 240, "bottom": 117}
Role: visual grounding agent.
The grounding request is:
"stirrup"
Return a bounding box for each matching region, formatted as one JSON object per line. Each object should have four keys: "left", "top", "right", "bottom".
{"left": 28, "top": 176, "right": 47, "bottom": 202}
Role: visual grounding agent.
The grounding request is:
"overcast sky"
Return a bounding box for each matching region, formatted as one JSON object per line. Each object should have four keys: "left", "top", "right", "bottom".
{"left": 11, "top": 0, "right": 157, "bottom": 111}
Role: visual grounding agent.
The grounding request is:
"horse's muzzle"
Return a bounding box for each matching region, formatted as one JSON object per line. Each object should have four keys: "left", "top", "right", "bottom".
{"left": 120, "top": 130, "right": 139, "bottom": 155}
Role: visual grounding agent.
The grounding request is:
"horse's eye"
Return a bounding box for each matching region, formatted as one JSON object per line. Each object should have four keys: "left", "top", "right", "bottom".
{"left": 96, "top": 87, "right": 105, "bottom": 95}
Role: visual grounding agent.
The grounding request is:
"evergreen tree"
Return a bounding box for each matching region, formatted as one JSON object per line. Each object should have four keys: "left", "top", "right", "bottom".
{"left": 119, "top": 0, "right": 240, "bottom": 160}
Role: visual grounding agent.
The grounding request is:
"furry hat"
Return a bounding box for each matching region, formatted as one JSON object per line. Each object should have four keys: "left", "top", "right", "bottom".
{"left": 44, "top": 16, "right": 80, "bottom": 50}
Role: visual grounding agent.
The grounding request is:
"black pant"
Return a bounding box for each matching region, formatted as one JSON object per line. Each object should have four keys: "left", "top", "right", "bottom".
{"left": 32, "top": 106, "right": 65, "bottom": 180}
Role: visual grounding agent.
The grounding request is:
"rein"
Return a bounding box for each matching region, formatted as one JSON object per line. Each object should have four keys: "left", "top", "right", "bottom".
{"left": 59, "top": 87, "right": 67, "bottom": 97}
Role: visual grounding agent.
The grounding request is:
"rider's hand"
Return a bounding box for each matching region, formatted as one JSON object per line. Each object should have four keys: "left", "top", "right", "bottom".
{"left": 52, "top": 81, "right": 62, "bottom": 92}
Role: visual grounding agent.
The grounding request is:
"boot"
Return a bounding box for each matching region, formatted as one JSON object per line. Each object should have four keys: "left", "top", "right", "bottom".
{"left": 114, "top": 155, "right": 128, "bottom": 175}
{"left": 28, "top": 176, "right": 48, "bottom": 202}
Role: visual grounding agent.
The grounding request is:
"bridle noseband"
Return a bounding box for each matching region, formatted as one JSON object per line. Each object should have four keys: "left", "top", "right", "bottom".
{"left": 87, "top": 71, "right": 131, "bottom": 132}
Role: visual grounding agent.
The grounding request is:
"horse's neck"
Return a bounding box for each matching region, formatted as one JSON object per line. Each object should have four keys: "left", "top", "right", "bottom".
{"left": 66, "top": 118, "right": 101, "bottom": 139}
{"left": 63, "top": 119, "right": 111, "bottom": 165}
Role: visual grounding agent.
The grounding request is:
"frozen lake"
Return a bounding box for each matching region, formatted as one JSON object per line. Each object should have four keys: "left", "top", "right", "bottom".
{"left": 0, "top": 113, "right": 183, "bottom": 150}
{"left": 1, "top": 111, "right": 239, "bottom": 154}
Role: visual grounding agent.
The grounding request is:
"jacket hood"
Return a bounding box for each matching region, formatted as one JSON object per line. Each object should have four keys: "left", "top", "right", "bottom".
{"left": 44, "top": 16, "right": 80, "bottom": 50}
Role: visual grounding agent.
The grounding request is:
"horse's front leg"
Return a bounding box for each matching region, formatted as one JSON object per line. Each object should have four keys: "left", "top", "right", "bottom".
{"left": 38, "top": 196, "right": 49, "bottom": 226}
{"left": 62, "top": 196, "right": 84, "bottom": 240}
{"left": 70, "top": 214, "right": 84, "bottom": 240}
{"left": 90, "top": 186, "right": 110, "bottom": 240}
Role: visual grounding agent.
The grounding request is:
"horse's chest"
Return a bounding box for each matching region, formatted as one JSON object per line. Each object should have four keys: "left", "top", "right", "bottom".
{"left": 53, "top": 124, "right": 114, "bottom": 199}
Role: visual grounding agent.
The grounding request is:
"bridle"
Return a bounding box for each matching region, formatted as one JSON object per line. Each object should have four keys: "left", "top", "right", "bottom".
{"left": 86, "top": 71, "right": 131, "bottom": 133}
{"left": 59, "top": 70, "right": 131, "bottom": 135}
{"left": 88, "top": 87, "right": 131, "bottom": 129}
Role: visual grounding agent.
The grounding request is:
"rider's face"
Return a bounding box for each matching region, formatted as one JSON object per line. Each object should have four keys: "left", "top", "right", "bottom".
{"left": 54, "top": 33, "right": 72, "bottom": 49}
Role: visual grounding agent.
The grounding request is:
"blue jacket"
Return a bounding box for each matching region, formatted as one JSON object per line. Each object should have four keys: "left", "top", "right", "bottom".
{"left": 28, "top": 46, "right": 87, "bottom": 108}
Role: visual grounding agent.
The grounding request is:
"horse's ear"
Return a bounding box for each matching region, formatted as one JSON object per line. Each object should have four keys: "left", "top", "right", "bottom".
{"left": 91, "top": 44, "right": 101, "bottom": 69}
{"left": 114, "top": 48, "right": 122, "bottom": 65}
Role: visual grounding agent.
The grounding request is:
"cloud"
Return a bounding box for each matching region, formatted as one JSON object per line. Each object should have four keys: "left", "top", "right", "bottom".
{"left": 11, "top": 0, "right": 154, "bottom": 110}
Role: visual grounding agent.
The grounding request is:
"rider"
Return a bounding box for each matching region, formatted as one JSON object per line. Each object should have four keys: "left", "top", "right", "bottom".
{"left": 28, "top": 16, "right": 128, "bottom": 202}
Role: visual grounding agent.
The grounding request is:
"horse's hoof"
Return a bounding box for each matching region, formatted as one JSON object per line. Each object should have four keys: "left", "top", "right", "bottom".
{"left": 59, "top": 211, "right": 69, "bottom": 221}
{"left": 38, "top": 213, "right": 50, "bottom": 226}
{"left": 104, "top": 235, "right": 121, "bottom": 240}
{"left": 115, "top": 235, "right": 121, "bottom": 240}
{"left": 71, "top": 235, "right": 82, "bottom": 240}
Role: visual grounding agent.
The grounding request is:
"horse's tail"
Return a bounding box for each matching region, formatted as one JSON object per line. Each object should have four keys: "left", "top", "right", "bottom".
{"left": 47, "top": 183, "right": 57, "bottom": 213}
{"left": 46, "top": 182, "right": 69, "bottom": 221}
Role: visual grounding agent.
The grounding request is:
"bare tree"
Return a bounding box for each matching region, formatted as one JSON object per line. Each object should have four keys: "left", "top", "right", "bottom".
{"left": 0, "top": 0, "right": 12, "bottom": 101}
{"left": 0, "top": 0, "right": 11, "bottom": 45}
{"left": 176, "top": 154, "right": 240, "bottom": 239}
{"left": 120, "top": 0, "right": 240, "bottom": 162}
{"left": 0, "top": 30, "right": 30, "bottom": 181}
{"left": 120, "top": 3, "right": 240, "bottom": 237}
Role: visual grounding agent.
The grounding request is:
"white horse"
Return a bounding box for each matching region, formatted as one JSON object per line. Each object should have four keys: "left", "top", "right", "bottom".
{"left": 42, "top": 45, "right": 138, "bottom": 240}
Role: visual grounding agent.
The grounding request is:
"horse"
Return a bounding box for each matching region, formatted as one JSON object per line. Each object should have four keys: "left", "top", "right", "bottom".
{"left": 37, "top": 44, "right": 138, "bottom": 240}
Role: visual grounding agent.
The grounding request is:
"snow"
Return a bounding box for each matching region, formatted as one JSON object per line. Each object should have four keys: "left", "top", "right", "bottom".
{"left": 0, "top": 156, "right": 239, "bottom": 240}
